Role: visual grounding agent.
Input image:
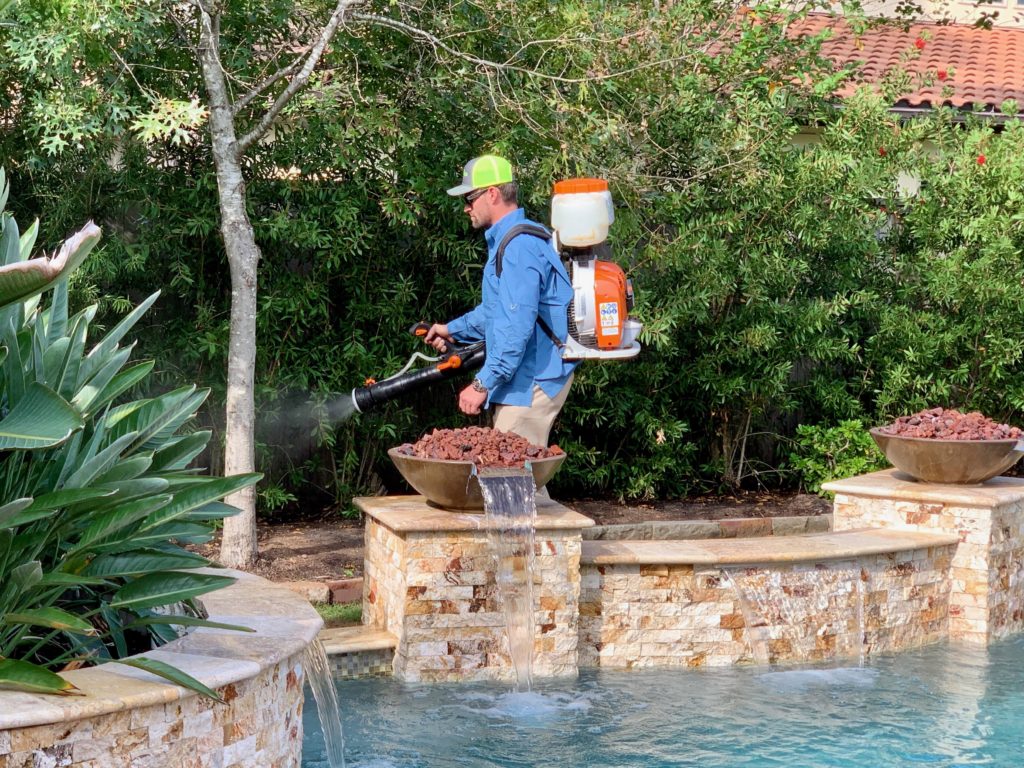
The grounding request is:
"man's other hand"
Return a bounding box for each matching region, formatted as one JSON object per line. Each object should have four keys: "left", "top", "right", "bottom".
{"left": 424, "top": 323, "right": 452, "bottom": 352}
{"left": 458, "top": 384, "right": 487, "bottom": 415}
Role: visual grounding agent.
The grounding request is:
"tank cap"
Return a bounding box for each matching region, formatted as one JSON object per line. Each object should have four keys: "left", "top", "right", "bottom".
{"left": 553, "top": 178, "right": 609, "bottom": 194}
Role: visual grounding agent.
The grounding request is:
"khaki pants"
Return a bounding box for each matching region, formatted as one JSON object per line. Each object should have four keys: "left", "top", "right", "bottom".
{"left": 492, "top": 374, "right": 573, "bottom": 447}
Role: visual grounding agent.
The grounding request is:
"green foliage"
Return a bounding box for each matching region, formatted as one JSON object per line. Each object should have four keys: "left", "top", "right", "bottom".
{"left": 4, "top": 0, "right": 1024, "bottom": 510}
{"left": 0, "top": 183, "right": 260, "bottom": 697}
{"left": 789, "top": 420, "right": 889, "bottom": 494}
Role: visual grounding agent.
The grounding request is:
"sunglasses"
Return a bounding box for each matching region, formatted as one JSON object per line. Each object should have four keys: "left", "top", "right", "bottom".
{"left": 463, "top": 187, "right": 490, "bottom": 205}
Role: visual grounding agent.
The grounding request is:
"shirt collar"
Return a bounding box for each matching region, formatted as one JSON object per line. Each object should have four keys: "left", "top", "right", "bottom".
{"left": 484, "top": 208, "right": 526, "bottom": 253}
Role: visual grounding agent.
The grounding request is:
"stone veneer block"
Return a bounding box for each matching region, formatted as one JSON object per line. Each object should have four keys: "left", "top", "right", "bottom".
{"left": 0, "top": 571, "right": 321, "bottom": 767}
{"left": 824, "top": 469, "right": 1024, "bottom": 644}
{"left": 579, "top": 531, "right": 956, "bottom": 668}
{"left": 355, "top": 495, "right": 594, "bottom": 683}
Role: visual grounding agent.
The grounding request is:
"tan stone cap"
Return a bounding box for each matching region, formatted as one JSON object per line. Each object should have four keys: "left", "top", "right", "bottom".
{"left": 319, "top": 626, "right": 397, "bottom": 655}
{"left": 0, "top": 569, "right": 322, "bottom": 731}
{"left": 823, "top": 468, "right": 1024, "bottom": 508}
{"left": 582, "top": 527, "right": 959, "bottom": 566}
{"left": 354, "top": 495, "right": 595, "bottom": 532}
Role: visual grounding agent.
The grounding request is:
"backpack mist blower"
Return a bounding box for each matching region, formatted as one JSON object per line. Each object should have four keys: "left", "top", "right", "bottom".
{"left": 349, "top": 178, "right": 641, "bottom": 414}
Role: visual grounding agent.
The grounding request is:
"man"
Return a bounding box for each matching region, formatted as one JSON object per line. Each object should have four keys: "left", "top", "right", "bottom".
{"left": 424, "top": 154, "right": 578, "bottom": 447}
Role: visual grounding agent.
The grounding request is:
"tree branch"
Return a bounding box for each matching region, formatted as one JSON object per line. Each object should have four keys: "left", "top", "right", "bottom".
{"left": 349, "top": 11, "right": 694, "bottom": 84}
{"left": 233, "top": 56, "right": 306, "bottom": 116}
{"left": 236, "top": 0, "right": 361, "bottom": 153}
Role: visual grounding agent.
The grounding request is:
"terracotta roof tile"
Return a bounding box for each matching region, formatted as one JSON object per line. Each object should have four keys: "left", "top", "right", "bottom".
{"left": 790, "top": 14, "right": 1024, "bottom": 111}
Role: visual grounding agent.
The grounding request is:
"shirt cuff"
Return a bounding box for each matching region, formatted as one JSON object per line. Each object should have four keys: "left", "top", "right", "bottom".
{"left": 476, "top": 369, "right": 501, "bottom": 392}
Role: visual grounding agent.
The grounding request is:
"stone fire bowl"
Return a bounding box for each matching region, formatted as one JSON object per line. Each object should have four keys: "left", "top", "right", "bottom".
{"left": 387, "top": 447, "right": 566, "bottom": 510}
{"left": 869, "top": 428, "right": 1024, "bottom": 484}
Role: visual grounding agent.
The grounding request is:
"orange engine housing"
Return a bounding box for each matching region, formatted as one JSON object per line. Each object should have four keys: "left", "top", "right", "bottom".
{"left": 594, "top": 260, "right": 629, "bottom": 349}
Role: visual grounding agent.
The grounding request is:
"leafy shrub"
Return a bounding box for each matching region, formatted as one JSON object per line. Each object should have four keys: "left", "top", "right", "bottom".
{"left": 8, "top": 3, "right": 1024, "bottom": 507}
{"left": 788, "top": 419, "right": 888, "bottom": 494}
{"left": 0, "top": 180, "right": 259, "bottom": 698}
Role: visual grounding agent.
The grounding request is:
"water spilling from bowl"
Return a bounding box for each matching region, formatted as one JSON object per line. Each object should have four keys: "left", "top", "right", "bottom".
{"left": 478, "top": 468, "right": 538, "bottom": 691}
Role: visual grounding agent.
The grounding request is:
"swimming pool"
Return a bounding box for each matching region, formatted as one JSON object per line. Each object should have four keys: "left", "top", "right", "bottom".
{"left": 303, "top": 637, "right": 1024, "bottom": 767}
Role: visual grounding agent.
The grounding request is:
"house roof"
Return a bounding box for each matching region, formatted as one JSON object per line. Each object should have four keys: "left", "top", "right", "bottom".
{"left": 792, "top": 14, "right": 1024, "bottom": 112}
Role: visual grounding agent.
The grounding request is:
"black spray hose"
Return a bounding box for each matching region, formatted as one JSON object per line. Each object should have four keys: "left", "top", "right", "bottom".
{"left": 351, "top": 342, "right": 486, "bottom": 413}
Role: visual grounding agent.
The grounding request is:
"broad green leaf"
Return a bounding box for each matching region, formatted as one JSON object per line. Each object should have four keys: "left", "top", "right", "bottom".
{"left": 28, "top": 487, "right": 118, "bottom": 512}
{"left": 0, "top": 209, "right": 19, "bottom": 268}
{"left": 185, "top": 501, "right": 239, "bottom": 521}
{"left": 41, "top": 337, "right": 70, "bottom": 387}
{"left": 73, "top": 495, "right": 172, "bottom": 551}
{"left": 72, "top": 345, "right": 134, "bottom": 414}
{"left": 82, "top": 291, "right": 160, "bottom": 378}
{"left": 3, "top": 607, "right": 97, "bottom": 635}
{"left": 84, "top": 360, "right": 155, "bottom": 416}
{"left": 0, "top": 382, "right": 84, "bottom": 451}
{"left": 91, "top": 523, "right": 213, "bottom": 552}
{"left": 150, "top": 431, "right": 211, "bottom": 471}
{"left": 110, "top": 571, "right": 235, "bottom": 611}
{"left": 46, "top": 278, "right": 69, "bottom": 344}
{"left": 0, "top": 497, "right": 33, "bottom": 526}
{"left": 18, "top": 216, "right": 37, "bottom": 261}
{"left": 0, "top": 222, "right": 100, "bottom": 308}
{"left": 125, "top": 615, "right": 255, "bottom": 633}
{"left": 94, "top": 455, "right": 153, "bottom": 485}
{"left": 0, "top": 658, "right": 79, "bottom": 695}
{"left": 4, "top": 318, "right": 25, "bottom": 408}
{"left": 84, "top": 548, "right": 210, "bottom": 577}
{"left": 55, "top": 310, "right": 91, "bottom": 400}
{"left": 140, "top": 474, "right": 260, "bottom": 531}
{"left": 11, "top": 560, "right": 42, "bottom": 590}
{"left": 112, "top": 656, "right": 223, "bottom": 703}
{"left": 38, "top": 572, "right": 112, "bottom": 587}
{"left": 62, "top": 432, "right": 137, "bottom": 489}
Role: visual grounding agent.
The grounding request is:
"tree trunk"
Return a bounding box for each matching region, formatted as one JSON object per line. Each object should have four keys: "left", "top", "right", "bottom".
{"left": 198, "top": 10, "right": 261, "bottom": 569}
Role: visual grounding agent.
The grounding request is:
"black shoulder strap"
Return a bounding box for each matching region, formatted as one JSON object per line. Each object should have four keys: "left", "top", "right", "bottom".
{"left": 494, "top": 223, "right": 551, "bottom": 278}
{"left": 493, "top": 223, "right": 564, "bottom": 349}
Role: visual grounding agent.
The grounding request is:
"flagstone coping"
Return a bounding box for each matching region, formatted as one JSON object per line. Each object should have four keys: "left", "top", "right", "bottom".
{"left": 583, "top": 514, "right": 833, "bottom": 541}
{"left": 319, "top": 626, "right": 398, "bottom": 655}
{"left": 823, "top": 469, "right": 1024, "bottom": 508}
{"left": 582, "top": 528, "right": 959, "bottom": 566}
{"left": 0, "top": 568, "right": 322, "bottom": 731}
{"left": 354, "top": 494, "right": 595, "bottom": 532}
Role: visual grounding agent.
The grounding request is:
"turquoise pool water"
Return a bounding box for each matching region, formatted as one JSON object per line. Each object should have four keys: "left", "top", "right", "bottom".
{"left": 303, "top": 638, "right": 1024, "bottom": 767}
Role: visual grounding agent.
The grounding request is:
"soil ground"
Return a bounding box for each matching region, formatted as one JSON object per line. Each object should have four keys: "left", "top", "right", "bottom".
{"left": 195, "top": 491, "right": 830, "bottom": 584}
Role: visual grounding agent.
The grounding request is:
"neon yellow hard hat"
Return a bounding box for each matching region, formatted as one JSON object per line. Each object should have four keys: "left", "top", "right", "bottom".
{"left": 446, "top": 155, "right": 514, "bottom": 197}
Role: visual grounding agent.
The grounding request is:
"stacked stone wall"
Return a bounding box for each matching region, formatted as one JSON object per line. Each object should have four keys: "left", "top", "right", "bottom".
{"left": 389, "top": 529, "right": 583, "bottom": 682}
{"left": 0, "top": 573, "right": 319, "bottom": 768}
{"left": 0, "top": 652, "right": 304, "bottom": 768}
{"left": 831, "top": 478, "right": 1024, "bottom": 644}
{"left": 578, "top": 545, "right": 953, "bottom": 668}
{"left": 363, "top": 517, "right": 408, "bottom": 635}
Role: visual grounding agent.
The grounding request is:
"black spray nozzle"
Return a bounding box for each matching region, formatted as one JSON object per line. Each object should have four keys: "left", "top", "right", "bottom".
{"left": 351, "top": 342, "right": 485, "bottom": 413}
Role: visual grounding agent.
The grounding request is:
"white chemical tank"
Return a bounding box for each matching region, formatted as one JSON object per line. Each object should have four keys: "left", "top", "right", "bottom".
{"left": 550, "top": 178, "right": 614, "bottom": 248}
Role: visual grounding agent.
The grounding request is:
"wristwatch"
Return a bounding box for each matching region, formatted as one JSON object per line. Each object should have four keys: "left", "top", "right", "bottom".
{"left": 471, "top": 378, "right": 488, "bottom": 394}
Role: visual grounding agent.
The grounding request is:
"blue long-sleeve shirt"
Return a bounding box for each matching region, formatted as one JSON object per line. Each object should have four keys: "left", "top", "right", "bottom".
{"left": 447, "top": 209, "right": 578, "bottom": 407}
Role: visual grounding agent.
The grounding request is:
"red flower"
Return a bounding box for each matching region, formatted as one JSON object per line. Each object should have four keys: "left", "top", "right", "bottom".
{"left": 915, "top": 37, "right": 926, "bottom": 50}
{"left": 977, "top": 154, "right": 986, "bottom": 165}
{"left": 878, "top": 147, "right": 887, "bottom": 157}
{"left": 937, "top": 69, "right": 948, "bottom": 81}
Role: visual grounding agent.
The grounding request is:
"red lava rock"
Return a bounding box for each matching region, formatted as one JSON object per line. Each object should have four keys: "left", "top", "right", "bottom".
{"left": 396, "top": 427, "right": 563, "bottom": 468}
{"left": 879, "top": 407, "right": 1022, "bottom": 441}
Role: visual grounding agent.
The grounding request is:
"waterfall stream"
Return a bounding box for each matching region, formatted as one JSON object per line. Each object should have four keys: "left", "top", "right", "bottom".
{"left": 304, "top": 639, "right": 346, "bottom": 768}
{"left": 478, "top": 468, "right": 538, "bottom": 691}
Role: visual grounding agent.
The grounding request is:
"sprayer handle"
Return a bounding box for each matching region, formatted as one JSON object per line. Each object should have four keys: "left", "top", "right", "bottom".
{"left": 408, "top": 322, "right": 431, "bottom": 338}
